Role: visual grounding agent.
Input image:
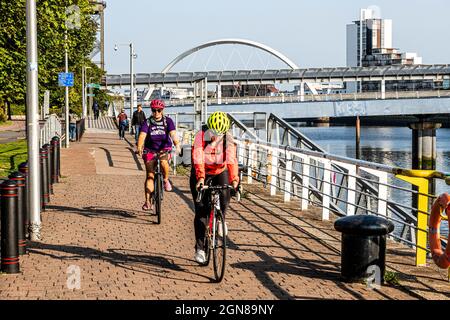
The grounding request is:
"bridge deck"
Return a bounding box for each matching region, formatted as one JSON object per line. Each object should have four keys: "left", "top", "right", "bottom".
{"left": 86, "top": 116, "right": 118, "bottom": 133}
{"left": 0, "top": 132, "right": 448, "bottom": 300}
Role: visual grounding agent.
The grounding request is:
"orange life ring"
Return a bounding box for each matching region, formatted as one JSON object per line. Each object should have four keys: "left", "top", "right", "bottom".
{"left": 429, "top": 193, "right": 450, "bottom": 269}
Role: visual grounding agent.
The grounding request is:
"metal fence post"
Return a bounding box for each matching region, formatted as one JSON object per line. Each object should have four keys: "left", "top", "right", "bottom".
{"left": 284, "top": 151, "right": 292, "bottom": 202}
{"left": 300, "top": 154, "right": 310, "bottom": 211}
{"left": 322, "top": 159, "right": 332, "bottom": 221}
{"left": 247, "top": 143, "right": 255, "bottom": 184}
{"left": 270, "top": 149, "right": 278, "bottom": 196}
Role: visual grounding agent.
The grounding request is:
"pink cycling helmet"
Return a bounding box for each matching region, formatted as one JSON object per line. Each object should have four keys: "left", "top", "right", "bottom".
{"left": 150, "top": 99, "right": 165, "bottom": 110}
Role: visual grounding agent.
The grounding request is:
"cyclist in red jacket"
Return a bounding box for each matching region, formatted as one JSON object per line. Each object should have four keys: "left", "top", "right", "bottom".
{"left": 190, "top": 111, "right": 239, "bottom": 264}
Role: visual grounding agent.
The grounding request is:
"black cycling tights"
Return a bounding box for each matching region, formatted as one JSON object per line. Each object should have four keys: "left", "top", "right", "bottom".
{"left": 190, "top": 168, "right": 231, "bottom": 251}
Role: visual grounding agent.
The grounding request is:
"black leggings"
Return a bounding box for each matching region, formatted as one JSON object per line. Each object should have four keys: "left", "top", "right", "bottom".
{"left": 190, "top": 168, "right": 231, "bottom": 251}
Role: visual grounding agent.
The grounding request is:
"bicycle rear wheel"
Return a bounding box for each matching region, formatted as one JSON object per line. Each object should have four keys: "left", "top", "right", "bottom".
{"left": 154, "top": 174, "right": 162, "bottom": 224}
{"left": 213, "top": 209, "right": 226, "bottom": 283}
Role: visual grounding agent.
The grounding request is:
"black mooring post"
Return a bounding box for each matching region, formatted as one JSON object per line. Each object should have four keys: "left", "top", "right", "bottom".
{"left": 8, "top": 172, "right": 27, "bottom": 255}
{"left": 40, "top": 147, "right": 50, "bottom": 210}
{"left": 1, "top": 180, "right": 20, "bottom": 274}
{"left": 18, "top": 161, "right": 30, "bottom": 239}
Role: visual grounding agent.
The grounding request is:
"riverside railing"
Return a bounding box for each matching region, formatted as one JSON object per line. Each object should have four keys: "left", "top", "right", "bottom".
{"left": 39, "top": 114, "right": 62, "bottom": 147}
{"left": 235, "top": 136, "right": 450, "bottom": 269}
{"left": 172, "top": 111, "right": 449, "bottom": 270}
{"left": 164, "top": 89, "right": 450, "bottom": 107}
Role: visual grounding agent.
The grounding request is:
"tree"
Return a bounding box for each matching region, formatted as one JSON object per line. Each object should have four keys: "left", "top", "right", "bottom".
{"left": 0, "top": 0, "right": 107, "bottom": 118}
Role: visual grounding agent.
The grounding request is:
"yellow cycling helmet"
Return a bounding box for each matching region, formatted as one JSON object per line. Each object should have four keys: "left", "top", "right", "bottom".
{"left": 207, "top": 111, "right": 230, "bottom": 134}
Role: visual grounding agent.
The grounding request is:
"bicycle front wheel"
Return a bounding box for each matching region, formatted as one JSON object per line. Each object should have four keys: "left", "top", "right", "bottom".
{"left": 154, "top": 174, "right": 162, "bottom": 224}
{"left": 213, "top": 210, "right": 226, "bottom": 283}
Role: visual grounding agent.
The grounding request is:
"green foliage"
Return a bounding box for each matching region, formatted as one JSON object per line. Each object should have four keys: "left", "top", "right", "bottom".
{"left": 176, "top": 164, "right": 191, "bottom": 176}
{"left": 0, "top": 139, "right": 28, "bottom": 178}
{"left": 0, "top": 0, "right": 109, "bottom": 117}
{"left": 0, "top": 105, "right": 7, "bottom": 122}
{"left": 384, "top": 271, "right": 400, "bottom": 286}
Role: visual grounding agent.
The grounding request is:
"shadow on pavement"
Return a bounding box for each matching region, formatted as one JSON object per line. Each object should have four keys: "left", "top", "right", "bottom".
{"left": 28, "top": 242, "right": 213, "bottom": 284}
{"left": 46, "top": 205, "right": 159, "bottom": 225}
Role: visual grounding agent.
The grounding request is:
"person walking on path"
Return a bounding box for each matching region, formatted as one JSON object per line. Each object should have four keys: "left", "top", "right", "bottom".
{"left": 137, "top": 99, "right": 181, "bottom": 211}
{"left": 189, "top": 111, "right": 239, "bottom": 264}
{"left": 132, "top": 104, "right": 146, "bottom": 144}
{"left": 117, "top": 109, "right": 128, "bottom": 140}
{"left": 92, "top": 101, "right": 100, "bottom": 120}
{"left": 69, "top": 112, "right": 79, "bottom": 141}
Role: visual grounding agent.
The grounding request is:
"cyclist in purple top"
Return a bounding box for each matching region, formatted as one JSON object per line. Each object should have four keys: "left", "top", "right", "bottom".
{"left": 137, "top": 99, "right": 181, "bottom": 211}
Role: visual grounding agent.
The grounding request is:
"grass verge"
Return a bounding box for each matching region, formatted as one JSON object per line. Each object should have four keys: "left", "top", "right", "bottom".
{"left": 0, "top": 139, "right": 28, "bottom": 178}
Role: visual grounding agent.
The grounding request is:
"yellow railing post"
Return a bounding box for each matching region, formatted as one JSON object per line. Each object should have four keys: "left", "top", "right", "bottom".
{"left": 395, "top": 171, "right": 432, "bottom": 267}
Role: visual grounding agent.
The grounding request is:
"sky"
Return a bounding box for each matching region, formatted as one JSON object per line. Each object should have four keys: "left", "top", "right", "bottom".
{"left": 104, "top": 0, "right": 450, "bottom": 74}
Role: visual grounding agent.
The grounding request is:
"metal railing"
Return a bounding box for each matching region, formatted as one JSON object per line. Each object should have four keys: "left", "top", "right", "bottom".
{"left": 39, "top": 114, "right": 62, "bottom": 147}
{"left": 172, "top": 110, "right": 450, "bottom": 268}
{"left": 163, "top": 90, "right": 450, "bottom": 107}
{"left": 234, "top": 136, "right": 450, "bottom": 268}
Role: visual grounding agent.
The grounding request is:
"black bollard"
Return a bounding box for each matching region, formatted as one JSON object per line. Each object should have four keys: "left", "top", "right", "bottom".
{"left": 40, "top": 147, "right": 50, "bottom": 210}
{"left": 51, "top": 136, "right": 61, "bottom": 181}
{"left": 334, "top": 215, "right": 394, "bottom": 283}
{"left": 18, "top": 162, "right": 30, "bottom": 239}
{"left": 1, "top": 180, "right": 20, "bottom": 274}
{"left": 51, "top": 138, "right": 59, "bottom": 184}
{"left": 8, "top": 172, "right": 27, "bottom": 255}
{"left": 42, "top": 144, "right": 53, "bottom": 195}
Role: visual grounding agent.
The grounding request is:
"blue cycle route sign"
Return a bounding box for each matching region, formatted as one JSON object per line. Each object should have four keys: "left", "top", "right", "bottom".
{"left": 58, "top": 72, "right": 74, "bottom": 87}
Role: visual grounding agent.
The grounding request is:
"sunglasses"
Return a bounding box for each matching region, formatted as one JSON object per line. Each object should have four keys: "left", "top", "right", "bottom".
{"left": 151, "top": 109, "right": 162, "bottom": 113}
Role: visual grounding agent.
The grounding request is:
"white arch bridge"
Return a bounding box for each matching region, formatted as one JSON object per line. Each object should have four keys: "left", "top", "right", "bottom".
{"left": 104, "top": 38, "right": 450, "bottom": 114}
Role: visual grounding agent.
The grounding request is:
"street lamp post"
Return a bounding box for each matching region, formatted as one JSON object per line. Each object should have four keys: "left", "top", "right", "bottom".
{"left": 114, "top": 43, "right": 137, "bottom": 133}
{"left": 64, "top": 30, "right": 70, "bottom": 148}
{"left": 82, "top": 66, "right": 91, "bottom": 118}
{"left": 26, "top": 0, "right": 41, "bottom": 240}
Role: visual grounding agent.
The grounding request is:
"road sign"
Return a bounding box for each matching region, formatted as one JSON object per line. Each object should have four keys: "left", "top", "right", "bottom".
{"left": 87, "top": 83, "right": 101, "bottom": 89}
{"left": 87, "top": 94, "right": 96, "bottom": 97}
{"left": 58, "top": 72, "right": 74, "bottom": 87}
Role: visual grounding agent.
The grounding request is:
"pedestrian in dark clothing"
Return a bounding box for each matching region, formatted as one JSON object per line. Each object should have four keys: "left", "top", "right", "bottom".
{"left": 132, "top": 104, "right": 146, "bottom": 144}
{"left": 117, "top": 109, "right": 128, "bottom": 140}
{"left": 69, "top": 112, "right": 78, "bottom": 141}
{"left": 93, "top": 101, "right": 100, "bottom": 120}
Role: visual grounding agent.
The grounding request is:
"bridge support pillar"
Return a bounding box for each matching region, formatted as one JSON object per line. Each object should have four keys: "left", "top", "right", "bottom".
{"left": 381, "top": 79, "right": 386, "bottom": 100}
{"left": 409, "top": 121, "right": 441, "bottom": 172}
{"left": 409, "top": 121, "right": 441, "bottom": 209}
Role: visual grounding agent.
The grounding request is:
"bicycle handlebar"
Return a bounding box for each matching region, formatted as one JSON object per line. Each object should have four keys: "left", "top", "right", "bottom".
{"left": 196, "top": 184, "right": 239, "bottom": 203}
{"left": 142, "top": 149, "right": 170, "bottom": 157}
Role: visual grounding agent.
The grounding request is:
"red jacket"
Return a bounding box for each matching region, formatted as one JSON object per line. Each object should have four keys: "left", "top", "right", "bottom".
{"left": 192, "top": 130, "right": 239, "bottom": 183}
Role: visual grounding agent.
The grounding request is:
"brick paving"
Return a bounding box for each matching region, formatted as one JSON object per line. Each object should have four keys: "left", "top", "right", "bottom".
{"left": 0, "top": 132, "right": 449, "bottom": 300}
